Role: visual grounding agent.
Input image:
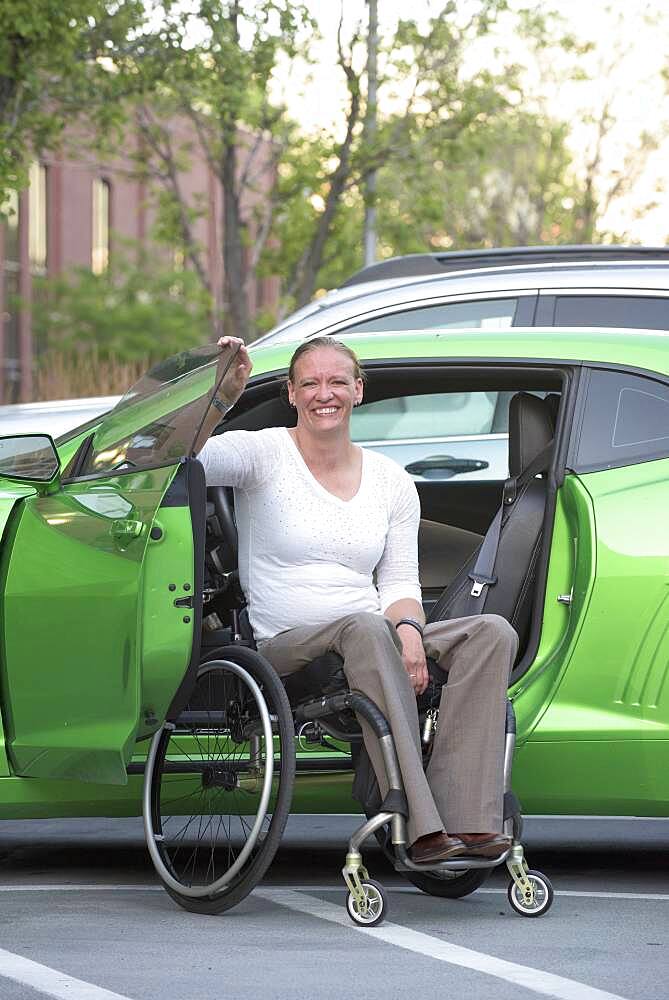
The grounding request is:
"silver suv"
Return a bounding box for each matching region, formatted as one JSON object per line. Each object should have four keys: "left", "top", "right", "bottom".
{"left": 255, "top": 246, "right": 669, "bottom": 481}
{"left": 258, "top": 245, "right": 669, "bottom": 346}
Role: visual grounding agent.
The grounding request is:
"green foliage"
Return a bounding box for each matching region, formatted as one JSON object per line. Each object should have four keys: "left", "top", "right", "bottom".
{"left": 264, "top": 1, "right": 586, "bottom": 308}
{"left": 0, "top": 0, "right": 146, "bottom": 206}
{"left": 2, "top": 0, "right": 617, "bottom": 341}
{"left": 376, "top": 110, "right": 585, "bottom": 255}
{"left": 109, "top": 1, "right": 314, "bottom": 339}
{"left": 31, "top": 249, "right": 213, "bottom": 362}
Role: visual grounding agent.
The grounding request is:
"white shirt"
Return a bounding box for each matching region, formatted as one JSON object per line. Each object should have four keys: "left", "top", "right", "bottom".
{"left": 199, "top": 427, "right": 421, "bottom": 641}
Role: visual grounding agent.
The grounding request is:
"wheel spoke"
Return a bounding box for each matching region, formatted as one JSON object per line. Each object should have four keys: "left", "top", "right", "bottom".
{"left": 144, "top": 652, "right": 295, "bottom": 913}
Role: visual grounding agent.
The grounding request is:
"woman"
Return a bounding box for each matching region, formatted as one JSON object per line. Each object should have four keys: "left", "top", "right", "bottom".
{"left": 198, "top": 335, "right": 517, "bottom": 863}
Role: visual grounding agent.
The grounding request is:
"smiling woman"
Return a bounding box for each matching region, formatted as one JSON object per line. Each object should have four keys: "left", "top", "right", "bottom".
{"left": 197, "top": 336, "right": 517, "bottom": 870}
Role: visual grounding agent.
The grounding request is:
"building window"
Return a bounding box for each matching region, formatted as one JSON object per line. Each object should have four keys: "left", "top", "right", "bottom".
{"left": 92, "top": 178, "right": 110, "bottom": 275}
{"left": 28, "top": 162, "right": 47, "bottom": 272}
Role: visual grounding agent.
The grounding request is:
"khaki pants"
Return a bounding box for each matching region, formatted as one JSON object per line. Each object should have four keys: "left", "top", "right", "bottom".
{"left": 258, "top": 611, "right": 518, "bottom": 844}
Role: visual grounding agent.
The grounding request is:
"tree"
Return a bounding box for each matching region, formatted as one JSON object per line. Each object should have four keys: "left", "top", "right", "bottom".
{"left": 104, "top": 1, "right": 523, "bottom": 331}
{"left": 0, "top": 0, "right": 145, "bottom": 206}
{"left": 31, "top": 245, "right": 212, "bottom": 363}
{"left": 71, "top": 1, "right": 602, "bottom": 338}
{"left": 108, "top": 0, "right": 313, "bottom": 341}
{"left": 377, "top": 110, "right": 587, "bottom": 253}
{"left": 570, "top": 5, "right": 669, "bottom": 242}
{"left": 266, "top": 1, "right": 584, "bottom": 303}
{"left": 513, "top": 2, "right": 669, "bottom": 243}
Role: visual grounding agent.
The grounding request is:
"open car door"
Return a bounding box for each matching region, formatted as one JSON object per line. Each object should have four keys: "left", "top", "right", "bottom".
{"left": 1, "top": 344, "right": 238, "bottom": 785}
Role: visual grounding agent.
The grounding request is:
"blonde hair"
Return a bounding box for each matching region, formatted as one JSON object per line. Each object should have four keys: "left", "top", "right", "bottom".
{"left": 288, "top": 337, "right": 366, "bottom": 384}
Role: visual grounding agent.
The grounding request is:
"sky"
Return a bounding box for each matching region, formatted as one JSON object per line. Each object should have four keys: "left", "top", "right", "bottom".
{"left": 278, "top": 0, "right": 669, "bottom": 244}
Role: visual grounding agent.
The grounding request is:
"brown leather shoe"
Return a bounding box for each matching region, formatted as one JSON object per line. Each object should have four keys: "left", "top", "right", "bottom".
{"left": 453, "top": 833, "right": 512, "bottom": 858}
{"left": 410, "top": 831, "right": 466, "bottom": 863}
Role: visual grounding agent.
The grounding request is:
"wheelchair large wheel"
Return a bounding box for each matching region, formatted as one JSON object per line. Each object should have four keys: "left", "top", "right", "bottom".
{"left": 144, "top": 646, "right": 295, "bottom": 914}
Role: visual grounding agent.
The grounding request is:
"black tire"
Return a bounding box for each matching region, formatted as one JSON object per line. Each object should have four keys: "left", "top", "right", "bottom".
{"left": 346, "top": 879, "right": 388, "bottom": 927}
{"left": 405, "top": 866, "right": 492, "bottom": 899}
{"left": 507, "top": 869, "right": 554, "bottom": 917}
{"left": 144, "top": 646, "right": 295, "bottom": 914}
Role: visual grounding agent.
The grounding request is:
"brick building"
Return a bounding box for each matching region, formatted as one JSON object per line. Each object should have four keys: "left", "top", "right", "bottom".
{"left": 0, "top": 125, "right": 279, "bottom": 403}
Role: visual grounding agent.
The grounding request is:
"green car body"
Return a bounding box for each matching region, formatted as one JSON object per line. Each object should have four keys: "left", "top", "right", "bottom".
{"left": 0, "top": 327, "right": 667, "bottom": 820}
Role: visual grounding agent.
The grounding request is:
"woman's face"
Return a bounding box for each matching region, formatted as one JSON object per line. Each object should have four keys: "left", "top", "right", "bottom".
{"left": 288, "top": 347, "right": 363, "bottom": 435}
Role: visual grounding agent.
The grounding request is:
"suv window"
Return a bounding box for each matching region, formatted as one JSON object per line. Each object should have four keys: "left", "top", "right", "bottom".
{"left": 341, "top": 297, "right": 518, "bottom": 335}
{"left": 554, "top": 295, "right": 669, "bottom": 330}
{"left": 575, "top": 368, "right": 669, "bottom": 471}
{"left": 351, "top": 392, "right": 498, "bottom": 440}
{"left": 351, "top": 391, "right": 509, "bottom": 481}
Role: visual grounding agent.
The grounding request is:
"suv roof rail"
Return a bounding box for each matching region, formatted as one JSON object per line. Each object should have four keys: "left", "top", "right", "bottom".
{"left": 341, "top": 245, "right": 669, "bottom": 288}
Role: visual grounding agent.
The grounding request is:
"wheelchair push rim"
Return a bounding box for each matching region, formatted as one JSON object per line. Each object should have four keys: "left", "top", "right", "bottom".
{"left": 143, "top": 658, "right": 276, "bottom": 900}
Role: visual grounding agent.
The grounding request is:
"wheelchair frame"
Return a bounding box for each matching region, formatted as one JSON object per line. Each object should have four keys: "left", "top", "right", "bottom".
{"left": 142, "top": 641, "right": 553, "bottom": 925}
{"left": 295, "top": 686, "right": 552, "bottom": 924}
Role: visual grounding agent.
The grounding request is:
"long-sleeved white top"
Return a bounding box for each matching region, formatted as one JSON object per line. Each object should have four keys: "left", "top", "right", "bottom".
{"left": 198, "top": 427, "right": 421, "bottom": 641}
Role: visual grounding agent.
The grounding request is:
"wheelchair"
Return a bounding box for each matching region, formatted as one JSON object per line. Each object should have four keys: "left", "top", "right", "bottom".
{"left": 141, "top": 488, "right": 554, "bottom": 925}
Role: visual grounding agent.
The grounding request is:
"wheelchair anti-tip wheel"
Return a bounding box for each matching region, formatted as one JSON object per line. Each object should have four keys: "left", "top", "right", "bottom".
{"left": 346, "top": 878, "right": 388, "bottom": 927}
{"left": 507, "top": 869, "right": 554, "bottom": 917}
{"left": 143, "top": 646, "right": 295, "bottom": 915}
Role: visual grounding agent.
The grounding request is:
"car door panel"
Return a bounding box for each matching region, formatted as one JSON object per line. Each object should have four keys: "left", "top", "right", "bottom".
{"left": 0, "top": 346, "right": 238, "bottom": 786}
{"left": 1, "top": 464, "right": 181, "bottom": 785}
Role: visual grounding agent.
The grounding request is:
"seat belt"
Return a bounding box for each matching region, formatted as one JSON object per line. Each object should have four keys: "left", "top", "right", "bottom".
{"left": 468, "top": 442, "right": 553, "bottom": 610}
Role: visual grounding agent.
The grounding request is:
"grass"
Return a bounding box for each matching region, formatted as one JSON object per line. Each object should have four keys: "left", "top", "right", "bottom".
{"left": 34, "top": 351, "right": 150, "bottom": 401}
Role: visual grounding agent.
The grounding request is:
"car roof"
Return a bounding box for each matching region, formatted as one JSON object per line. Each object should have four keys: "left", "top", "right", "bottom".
{"left": 249, "top": 326, "right": 669, "bottom": 380}
{"left": 255, "top": 249, "right": 669, "bottom": 347}
{"left": 340, "top": 245, "right": 669, "bottom": 287}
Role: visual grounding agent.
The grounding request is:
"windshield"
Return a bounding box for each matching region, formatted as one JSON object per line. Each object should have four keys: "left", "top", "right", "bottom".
{"left": 76, "top": 344, "right": 238, "bottom": 478}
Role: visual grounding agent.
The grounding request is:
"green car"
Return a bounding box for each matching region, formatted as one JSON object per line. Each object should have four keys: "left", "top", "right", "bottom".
{"left": 0, "top": 328, "right": 667, "bottom": 913}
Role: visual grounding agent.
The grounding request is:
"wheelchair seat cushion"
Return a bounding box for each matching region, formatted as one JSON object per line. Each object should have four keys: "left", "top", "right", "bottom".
{"left": 282, "top": 649, "right": 446, "bottom": 711}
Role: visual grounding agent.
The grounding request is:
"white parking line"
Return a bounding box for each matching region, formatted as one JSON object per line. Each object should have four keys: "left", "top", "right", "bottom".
{"left": 0, "top": 884, "right": 164, "bottom": 892}
{"left": 0, "top": 947, "right": 134, "bottom": 1000}
{"left": 256, "top": 887, "right": 632, "bottom": 1000}
{"left": 0, "top": 883, "right": 668, "bottom": 902}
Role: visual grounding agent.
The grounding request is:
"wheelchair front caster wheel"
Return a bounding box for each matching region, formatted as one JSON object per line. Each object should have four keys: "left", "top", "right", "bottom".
{"left": 507, "top": 870, "right": 554, "bottom": 917}
{"left": 346, "top": 879, "right": 387, "bottom": 927}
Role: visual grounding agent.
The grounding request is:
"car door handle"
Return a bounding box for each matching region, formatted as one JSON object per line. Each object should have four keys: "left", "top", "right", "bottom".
{"left": 110, "top": 518, "right": 144, "bottom": 542}
{"left": 405, "top": 456, "right": 489, "bottom": 475}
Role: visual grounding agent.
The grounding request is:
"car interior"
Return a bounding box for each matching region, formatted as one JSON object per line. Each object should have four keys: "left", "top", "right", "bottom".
{"left": 199, "top": 362, "right": 568, "bottom": 682}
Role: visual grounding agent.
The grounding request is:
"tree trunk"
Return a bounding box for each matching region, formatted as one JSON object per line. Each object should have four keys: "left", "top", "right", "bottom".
{"left": 363, "top": 0, "right": 378, "bottom": 267}
{"left": 221, "top": 138, "right": 251, "bottom": 340}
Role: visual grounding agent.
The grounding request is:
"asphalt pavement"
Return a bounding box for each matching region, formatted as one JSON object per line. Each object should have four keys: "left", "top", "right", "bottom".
{"left": 0, "top": 815, "right": 667, "bottom": 1000}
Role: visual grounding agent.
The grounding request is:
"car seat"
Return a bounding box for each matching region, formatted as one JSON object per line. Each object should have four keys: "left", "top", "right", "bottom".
{"left": 426, "top": 391, "right": 555, "bottom": 648}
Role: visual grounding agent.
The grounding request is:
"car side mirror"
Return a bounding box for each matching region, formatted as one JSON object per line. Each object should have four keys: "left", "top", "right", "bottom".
{"left": 0, "top": 434, "right": 60, "bottom": 484}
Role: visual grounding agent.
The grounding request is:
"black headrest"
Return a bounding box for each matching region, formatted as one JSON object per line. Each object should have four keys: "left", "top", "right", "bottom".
{"left": 544, "top": 393, "right": 561, "bottom": 432}
{"left": 508, "top": 392, "right": 554, "bottom": 478}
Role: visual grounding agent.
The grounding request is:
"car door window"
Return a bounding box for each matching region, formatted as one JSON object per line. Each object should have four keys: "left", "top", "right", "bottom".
{"left": 341, "top": 297, "right": 518, "bottom": 334}
{"left": 75, "top": 344, "right": 237, "bottom": 478}
{"left": 575, "top": 368, "right": 669, "bottom": 471}
{"left": 351, "top": 391, "right": 508, "bottom": 481}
